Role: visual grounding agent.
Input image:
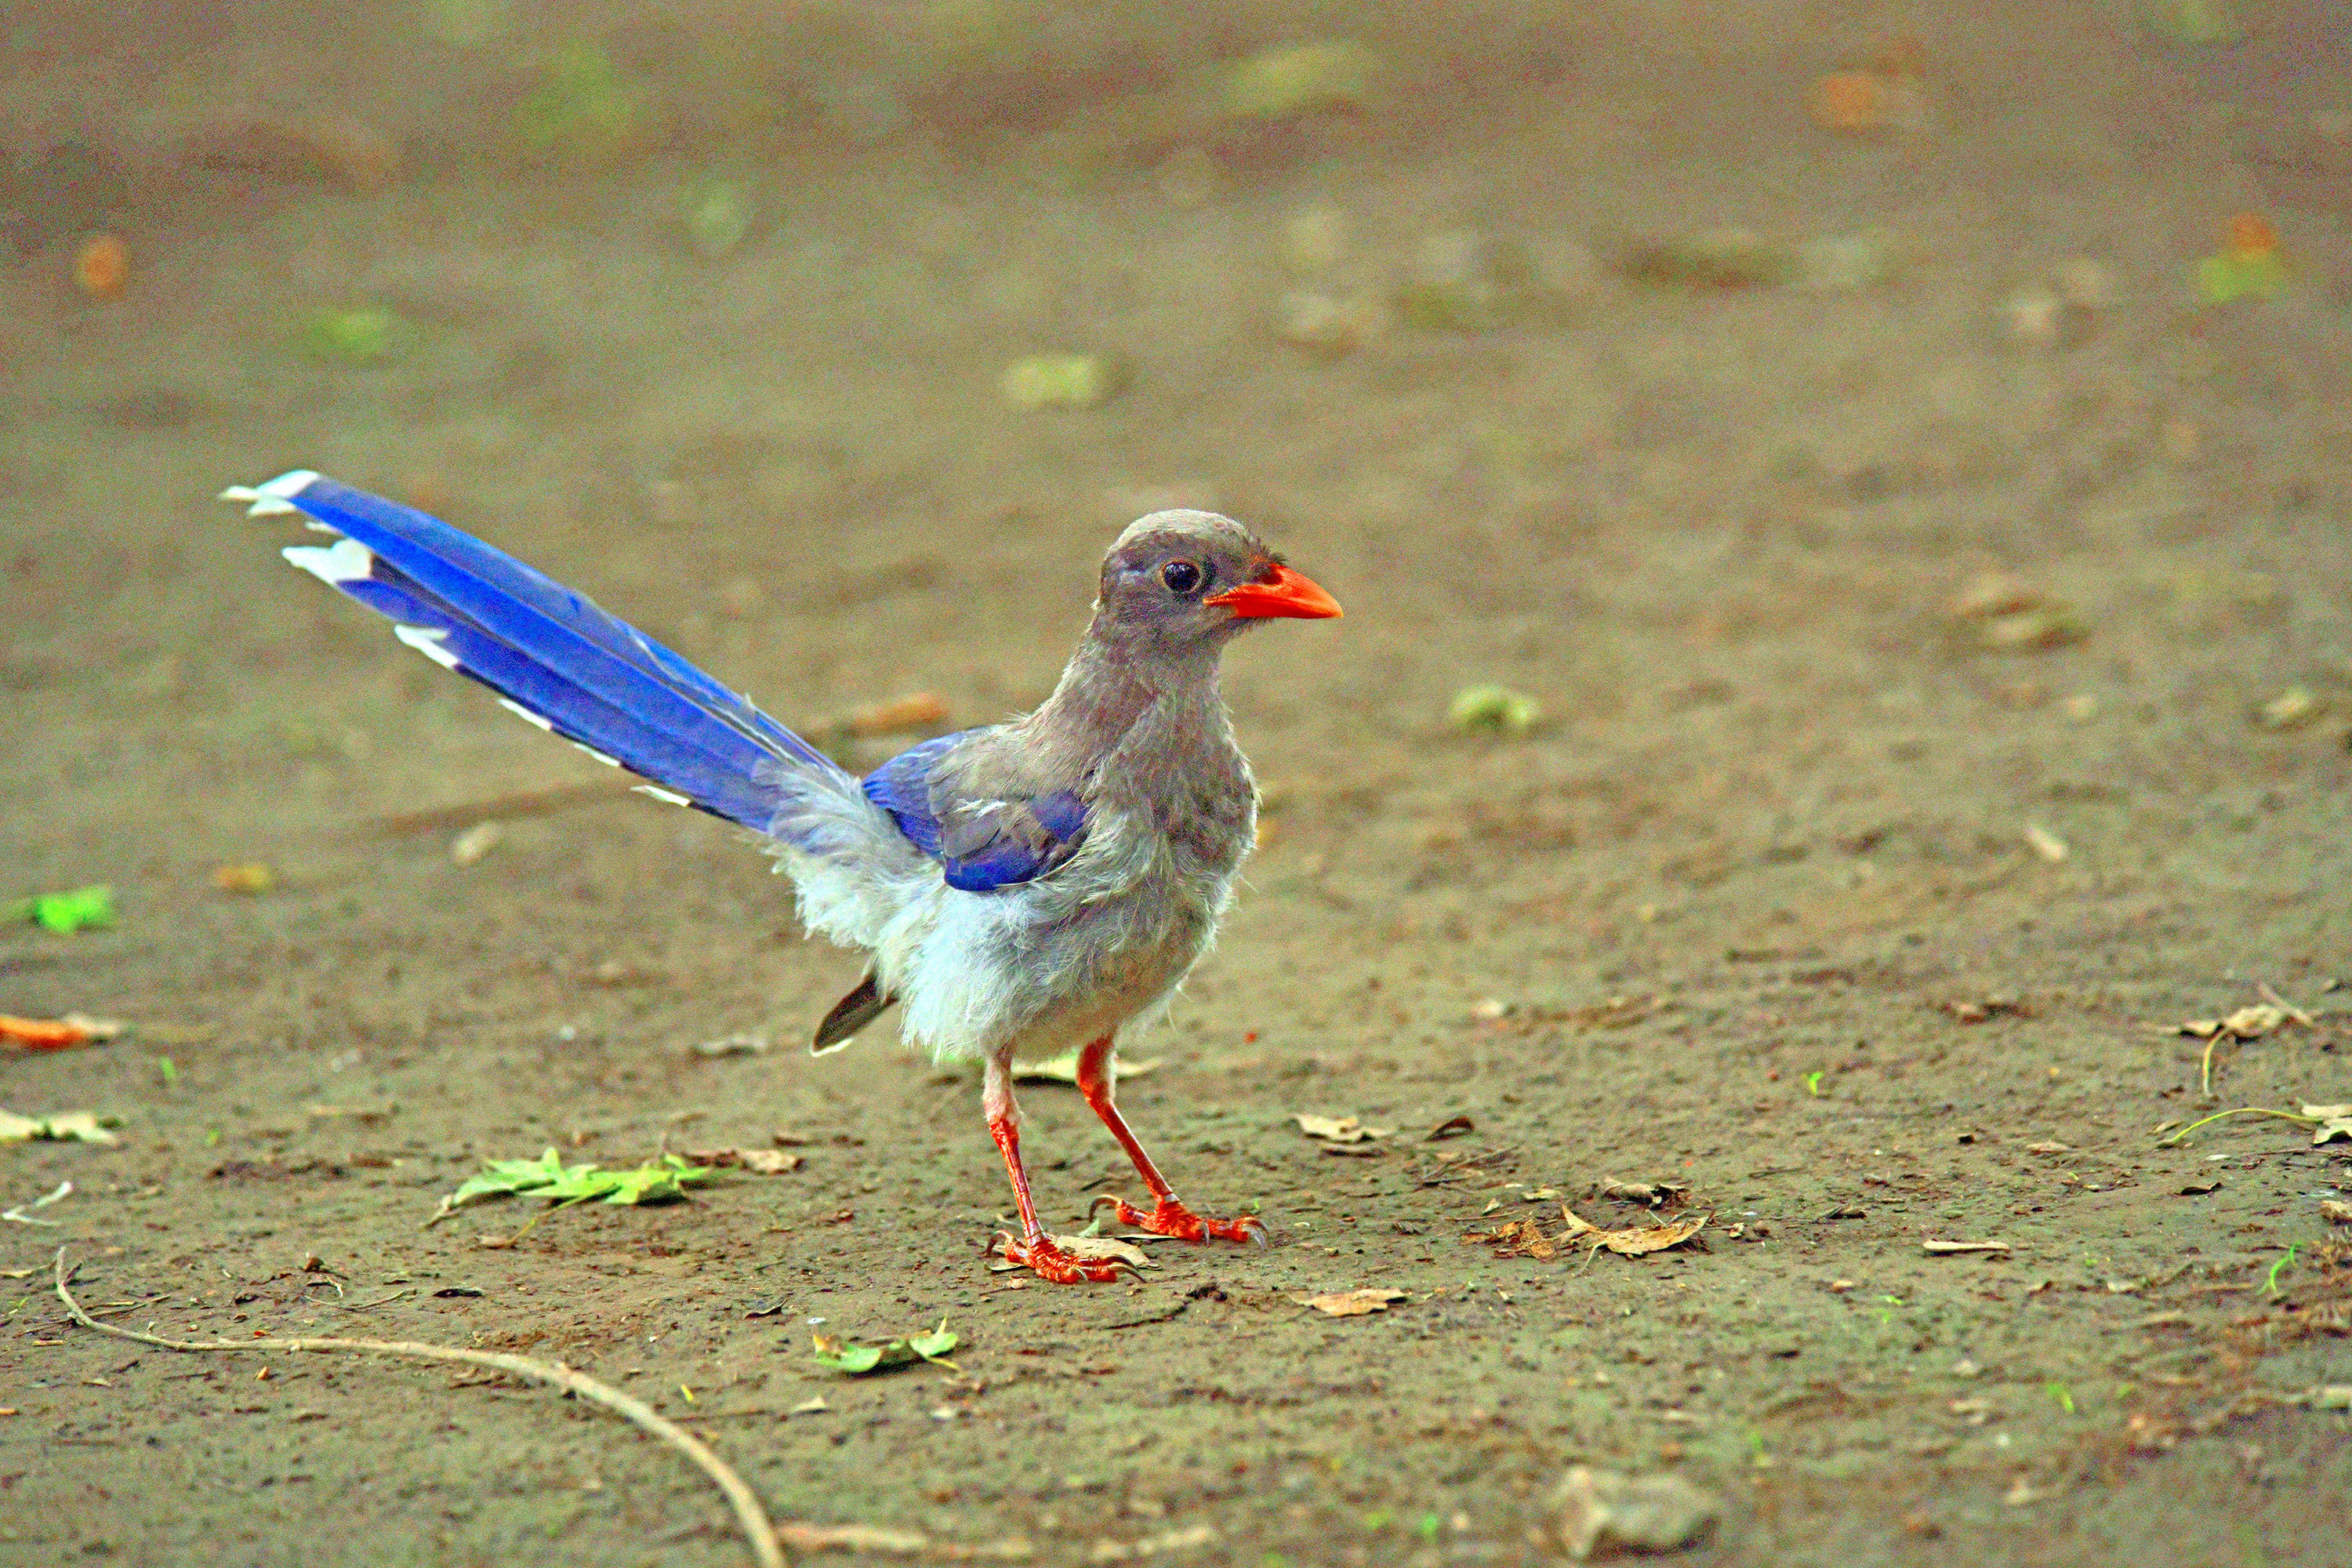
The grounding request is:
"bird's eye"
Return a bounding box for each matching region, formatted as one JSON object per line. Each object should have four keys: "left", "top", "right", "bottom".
{"left": 1161, "top": 560, "right": 1203, "bottom": 595}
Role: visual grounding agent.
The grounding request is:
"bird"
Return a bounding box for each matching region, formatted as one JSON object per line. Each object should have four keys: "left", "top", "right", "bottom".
{"left": 221, "top": 470, "right": 1341, "bottom": 1284}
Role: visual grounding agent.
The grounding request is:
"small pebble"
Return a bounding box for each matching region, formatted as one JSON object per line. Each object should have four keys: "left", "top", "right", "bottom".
{"left": 1552, "top": 1467, "right": 1721, "bottom": 1561}
{"left": 212, "top": 862, "right": 278, "bottom": 895}
{"left": 2257, "top": 685, "right": 2320, "bottom": 730}
{"left": 450, "top": 822, "right": 504, "bottom": 866}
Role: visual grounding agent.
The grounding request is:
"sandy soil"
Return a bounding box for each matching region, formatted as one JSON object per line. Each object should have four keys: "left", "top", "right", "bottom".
{"left": 4, "top": 2, "right": 2350, "bottom": 1563}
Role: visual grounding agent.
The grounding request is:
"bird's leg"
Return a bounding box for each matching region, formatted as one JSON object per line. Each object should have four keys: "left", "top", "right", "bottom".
{"left": 1077, "top": 1035, "right": 1265, "bottom": 1245}
{"left": 985, "top": 1051, "right": 1124, "bottom": 1285}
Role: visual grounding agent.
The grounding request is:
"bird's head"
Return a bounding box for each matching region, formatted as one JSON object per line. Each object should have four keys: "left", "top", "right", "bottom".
{"left": 1091, "top": 510, "right": 1341, "bottom": 662}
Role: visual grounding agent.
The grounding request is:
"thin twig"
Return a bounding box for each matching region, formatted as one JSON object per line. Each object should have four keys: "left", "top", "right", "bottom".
{"left": 51, "top": 1250, "right": 782, "bottom": 1568}
{"left": 336, "top": 1288, "right": 415, "bottom": 1312}
{"left": 2256, "top": 982, "right": 2317, "bottom": 1029}
{"left": 2154, "top": 1106, "right": 2321, "bottom": 1148}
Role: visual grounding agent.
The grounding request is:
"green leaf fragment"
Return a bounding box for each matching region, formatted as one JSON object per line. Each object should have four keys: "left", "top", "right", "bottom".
{"left": 2265, "top": 1243, "right": 2296, "bottom": 1298}
{"left": 516, "top": 42, "right": 643, "bottom": 151}
{"left": 297, "top": 307, "right": 413, "bottom": 365}
{"left": 6, "top": 884, "right": 115, "bottom": 933}
{"left": 812, "top": 1339, "right": 891, "bottom": 1374}
{"left": 602, "top": 1155, "right": 713, "bottom": 1206}
{"left": 1446, "top": 684, "right": 1542, "bottom": 736}
{"left": 813, "top": 1320, "right": 960, "bottom": 1375}
{"left": 435, "top": 1148, "right": 711, "bottom": 1218}
{"left": 2196, "top": 248, "right": 2285, "bottom": 305}
{"left": 906, "top": 1325, "right": 959, "bottom": 1359}
{"left": 998, "top": 353, "right": 1128, "bottom": 411}
{"left": 446, "top": 1148, "right": 574, "bottom": 1207}
{"left": 2139, "top": 0, "right": 2243, "bottom": 43}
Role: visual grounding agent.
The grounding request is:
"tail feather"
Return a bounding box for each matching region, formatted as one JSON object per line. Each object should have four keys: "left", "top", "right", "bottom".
{"left": 228, "top": 470, "right": 846, "bottom": 830}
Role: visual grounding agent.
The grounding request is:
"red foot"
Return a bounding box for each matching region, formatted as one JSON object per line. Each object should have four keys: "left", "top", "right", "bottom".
{"left": 999, "top": 1232, "right": 1127, "bottom": 1285}
{"left": 1091, "top": 1194, "right": 1265, "bottom": 1245}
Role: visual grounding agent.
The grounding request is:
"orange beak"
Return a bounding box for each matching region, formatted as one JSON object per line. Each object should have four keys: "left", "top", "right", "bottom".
{"left": 1207, "top": 562, "right": 1343, "bottom": 620}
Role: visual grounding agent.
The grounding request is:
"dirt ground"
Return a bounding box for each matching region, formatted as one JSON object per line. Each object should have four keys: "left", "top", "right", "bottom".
{"left": 5, "top": 2, "right": 2350, "bottom": 1564}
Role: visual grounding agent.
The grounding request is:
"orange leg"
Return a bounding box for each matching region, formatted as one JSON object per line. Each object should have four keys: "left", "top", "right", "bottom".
{"left": 1076, "top": 1035, "right": 1264, "bottom": 1245}
{"left": 985, "top": 1053, "right": 1124, "bottom": 1284}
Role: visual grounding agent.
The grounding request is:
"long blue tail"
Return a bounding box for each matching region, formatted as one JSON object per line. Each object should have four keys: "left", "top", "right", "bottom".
{"left": 224, "top": 470, "right": 844, "bottom": 829}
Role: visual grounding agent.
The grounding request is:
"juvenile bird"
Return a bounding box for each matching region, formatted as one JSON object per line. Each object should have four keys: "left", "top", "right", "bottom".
{"left": 222, "top": 472, "right": 1341, "bottom": 1283}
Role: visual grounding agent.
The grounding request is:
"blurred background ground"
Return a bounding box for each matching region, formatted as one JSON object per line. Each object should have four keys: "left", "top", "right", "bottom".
{"left": 2, "top": 2, "right": 2350, "bottom": 1564}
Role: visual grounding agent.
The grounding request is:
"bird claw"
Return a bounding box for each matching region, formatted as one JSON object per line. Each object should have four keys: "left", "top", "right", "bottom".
{"left": 1091, "top": 1193, "right": 1266, "bottom": 1246}
{"left": 997, "top": 1232, "right": 1128, "bottom": 1285}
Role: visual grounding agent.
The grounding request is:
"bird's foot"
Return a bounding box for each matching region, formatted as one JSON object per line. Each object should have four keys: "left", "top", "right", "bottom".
{"left": 1091, "top": 1194, "right": 1265, "bottom": 1246}
{"left": 997, "top": 1232, "right": 1129, "bottom": 1285}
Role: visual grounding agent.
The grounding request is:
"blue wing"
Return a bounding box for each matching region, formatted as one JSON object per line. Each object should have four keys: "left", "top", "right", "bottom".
{"left": 862, "top": 731, "right": 1089, "bottom": 893}
{"left": 226, "top": 470, "right": 844, "bottom": 833}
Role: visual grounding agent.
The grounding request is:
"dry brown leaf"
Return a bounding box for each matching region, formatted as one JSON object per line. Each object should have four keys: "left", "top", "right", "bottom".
{"left": 1559, "top": 1208, "right": 1709, "bottom": 1258}
{"left": 2321, "top": 1200, "right": 2352, "bottom": 1225}
{"left": 2180, "top": 1006, "right": 2292, "bottom": 1043}
{"left": 685, "top": 1147, "right": 805, "bottom": 1174}
{"left": 2023, "top": 1141, "right": 2073, "bottom": 1154}
{"left": 1292, "top": 1114, "right": 1391, "bottom": 1143}
{"left": 988, "top": 1233, "right": 1152, "bottom": 1273}
{"left": 1291, "top": 1287, "right": 1407, "bottom": 1316}
{"left": 1600, "top": 1178, "right": 1690, "bottom": 1209}
{"left": 1922, "top": 1238, "right": 2011, "bottom": 1255}
{"left": 1947, "top": 569, "right": 2044, "bottom": 622}
{"left": 1057, "top": 1235, "right": 1152, "bottom": 1268}
{"left": 1465, "top": 1218, "right": 1556, "bottom": 1261}
{"left": 2304, "top": 1104, "right": 2352, "bottom": 1146}
{"left": 212, "top": 861, "right": 278, "bottom": 894}
{"left": 2222, "top": 1004, "right": 2288, "bottom": 1038}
